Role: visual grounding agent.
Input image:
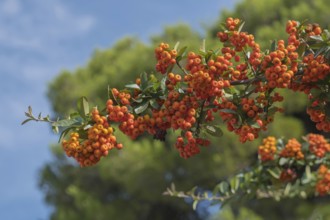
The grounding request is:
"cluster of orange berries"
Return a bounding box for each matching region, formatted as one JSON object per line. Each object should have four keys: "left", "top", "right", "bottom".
{"left": 305, "top": 23, "right": 322, "bottom": 36}
{"left": 261, "top": 40, "right": 296, "bottom": 89}
{"left": 280, "top": 138, "right": 304, "bottom": 160}
{"left": 258, "top": 136, "right": 277, "bottom": 162}
{"left": 167, "top": 72, "right": 182, "bottom": 90}
{"left": 307, "top": 100, "right": 330, "bottom": 132}
{"left": 107, "top": 95, "right": 155, "bottom": 139}
{"left": 175, "top": 131, "right": 210, "bottom": 159}
{"left": 62, "top": 108, "right": 120, "bottom": 167}
{"left": 316, "top": 165, "right": 330, "bottom": 196}
{"left": 155, "top": 43, "right": 177, "bottom": 74}
{"left": 307, "top": 133, "right": 330, "bottom": 158}
{"left": 302, "top": 54, "right": 330, "bottom": 83}
{"left": 286, "top": 20, "right": 300, "bottom": 46}
{"left": 184, "top": 52, "right": 231, "bottom": 99}
{"left": 159, "top": 91, "right": 198, "bottom": 130}
{"left": 215, "top": 98, "right": 262, "bottom": 143}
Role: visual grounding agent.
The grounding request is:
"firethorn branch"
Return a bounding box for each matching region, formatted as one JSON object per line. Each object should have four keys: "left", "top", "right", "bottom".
{"left": 23, "top": 17, "right": 330, "bottom": 205}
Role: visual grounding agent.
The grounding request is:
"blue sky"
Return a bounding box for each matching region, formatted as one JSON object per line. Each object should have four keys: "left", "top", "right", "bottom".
{"left": 0, "top": 0, "right": 237, "bottom": 219}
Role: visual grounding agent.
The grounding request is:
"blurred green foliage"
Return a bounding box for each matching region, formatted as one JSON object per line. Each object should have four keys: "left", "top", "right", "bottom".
{"left": 40, "top": 0, "right": 330, "bottom": 219}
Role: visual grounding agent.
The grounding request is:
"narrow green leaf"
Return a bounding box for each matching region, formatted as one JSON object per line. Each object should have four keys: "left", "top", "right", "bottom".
{"left": 192, "top": 200, "right": 198, "bottom": 210}
{"left": 284, "top": 183, "right": 291, "bottom": 196}
{"left": 309, "top": 35, "right": 323, "bottom": 42}
{"left": 28, "top": 106, "right": 32, "bottom": 115}
{"left": 267, "top": 168, "right": 280, "bottom": 179}
{"left": 21, "top": 118, "right": 33, "bottom": 125}
{"left": 204, "top": 125, "right": 223, "bottom": 137}
{"left": 58, "top": 127, "right": 73, "bottom": 143}
{"left": 177, "top": 46, "right": 188, "bottom": 57}
{"left": 52, "top": 117, "right": 83, "bottom": 127}
{"left": 279, "top": 157, "right": 289, "bottom": 166}
{"left": 237, "top": 21, "right": 245, "bottom": 32}
{"left": 149, "top": 99, "right": 160, "bottom": 109}
{"left": 219, "top": 181, "right": 230, "bottom": 194}
{"left": 141, "top": 72, "right": 148, "bottom": 90}
{"left": 77, "top": 96, "right": 89, "bottom": 118}
{"left": 125, "top": 84, "right": 141, "bottom": 90}
{"left": 230, "top": 176, "right": 240, "bottom": 193}
{"left": 160, "top": 76, "right": 167, "bottom": 93}
{"left": 314, "top": 46, "right": 327, "bottom": 57}
{"left": 200, "top": 39, "right": 206, "bottom": 53}
{"left": 52, "top": 126, "right": 59, "bottom": 133}
{"left": 219, "top": 109, "right": 237, "bottom": 114}
{"left": 134, "top": 102, "right": 149, "bottom": 114}
{"left": 174, "top": 41, "right": 180, "bottom": 51}
{"left": 305, "top": 165, "right": 312, "bottom": 180}
{"left": 296, "top": 44, "right": 306, "bottom": 57}
{"left": 270, "top": 40, "right": 277, "bottom": 52}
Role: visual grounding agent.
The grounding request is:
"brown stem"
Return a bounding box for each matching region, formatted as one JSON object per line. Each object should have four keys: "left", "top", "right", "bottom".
{"left": 230, "top": 76, "right": 263, "bottom": 85}
{"left": 195, "top": 100, "right": 206, "bottom": 137}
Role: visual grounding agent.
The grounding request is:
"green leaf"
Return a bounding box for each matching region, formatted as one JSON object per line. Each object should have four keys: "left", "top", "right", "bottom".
{"left": 160, "top": 76, "right": 167, "bottom": 93}
{"left": 270, "top": 40, "right": 277, "bottom": 52}
{"left": 305, "top": 165, "right": 312, "bottom": 180}
{"left": 177, "top": 46, "right": 187, "bottom": 57}
{"left": 284, "top": 183, "right": 291, "bottom": 196}
{"left": 247, "top": 119, "right": 261, "bottom": 128}
{"left": 192, "top": 200, "right": 198, "bottom": 210}
{"left": 28, "top": 106, "right": 32, "bottom": 115}
{"left": 134, "top": 102, "right": 149, "bottom": 114}
{"left": 309, "top": 35, "right": 323, "bottom": 42}
{"left": 52, "top": 117, "right": 83, "bottom": 127}
{"left": 200, "top": 39, "right": 206, "bottom": 53}
{"left": 21, "top": 118, "right": 33, "bottom": 125}
{"left": 58, "top": 127, "right": 73, "bottom": 143}
{"left": 279, "top": 157, "right": 289, "bottom": 166}
{"left": 230, "top": 176, "right": 240, "bottom": 193}
{"left": 219, "top": 109, "right": 237, "bottom": 114}
{"left": 77, "top": 96, "right": 89, "bottom": 118}
{"left": 219, "top": 181, "right": 230, "bottom": 195}
{"left": 174, "top": 41, "right": 180, "bottom": 51}
{"left": 314, "top": 46, "right": 327, "bottom": 57}
{"left": 140, "top": 72, "right": 148, "bottom": 90}
{"left": 204, "top": 125, "right": 223, "bottom": 137}
{"left": 52, "top": 126, "right": 59, "bottom": 133}
{"left": 296, "top": 44, "right": 306, "bottom": 57}
{"left": 267, "top": 168, "right": 281, "bottom": 179}
{"left": 125, "top": 84, "right": 141, "bottom": 90}
{"left": 267, "top": 107, "right": 278, "bottom": 115}
{"left": 149, "top": 99, "right": 160, "bottom": 109}
{"left": 237, "top": 21, "right": 245, "bottom": 32}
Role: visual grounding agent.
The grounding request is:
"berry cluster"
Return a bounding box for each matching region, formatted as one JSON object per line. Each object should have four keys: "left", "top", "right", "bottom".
{"left": 52, "top": 18, "right": 330, "bottom": 166}
{"left": 62, "top": 108, "right": 120, "bottom": 167}
{"left": 307, "top": 133, "right": 330, "bottom": 158}
{"left": 302, "top": 54, "right": 330, "bottom": 83}
{"left": 307, "top": 101, "right": 330, "bottom": 132}
{"left": 261, "top": 40, "right": 296, "bottom": 89}
{"left": 316, "top": 165, "right": 330, "bottom": 196}
{"left": 258, "top": 136, "right": 277, "bottom": 162}
{"left": 155, "top": 43, "right": 177, "bottom": 74}
{"left": 280, "top": 138, "right": 304, "bottom": 160}
{"left": 107, "top": 94, "right": 155, "bottom": 139}
{"left": 175, "top": 131, "right": 210, "bottom": 159}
